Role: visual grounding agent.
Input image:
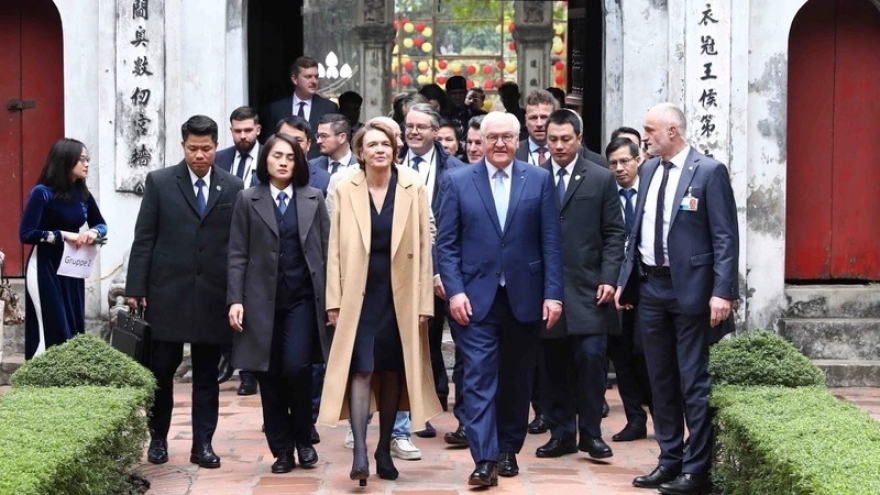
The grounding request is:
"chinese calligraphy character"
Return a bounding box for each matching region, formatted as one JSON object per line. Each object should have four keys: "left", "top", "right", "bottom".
{"left": 130, "top": 87, "right": 151, "bottom": 106}
{"left": 700, "top": 35, "right": 717, "bottom": 56}
{"left": 700, "top": 115, "right": 716, "bottom": 137}
{"left": 699, "top": 88, "right": 718, "bottom": 109}
{"left": 699, "top": 3, "right": 718, "bottom": 25}
{"left": 701, "top": 62, "right": 717, "bottom": 81}
{"left": 131, "top": 26, "right": 149, "bottom": 47}
{"left": 132, "top": 56, "right": 154, "bottom": 77}
{"left": 130, "top": 144, "right": 153, "bottom": 166}
{"left": 134, "top": 112, "right": 152, "bottom": 136}
{"left": 133, "top": 0, "right": 149, "bottom": 20}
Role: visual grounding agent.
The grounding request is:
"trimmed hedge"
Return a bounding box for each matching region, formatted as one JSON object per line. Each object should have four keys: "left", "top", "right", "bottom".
{"left": 0, "top": 386, "right": 150, "bottom": 494}
{"left": 709, "top": 330, "right": 825, "bottom": 388}
{"left": 0, "top": 333, "right": 156, "bottom": 495}
{"left": 711, "top": 386, "right": 880, "bottom": 495}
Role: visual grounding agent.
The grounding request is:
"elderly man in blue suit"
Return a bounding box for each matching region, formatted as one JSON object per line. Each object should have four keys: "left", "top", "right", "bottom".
{"left": 437, "top": 111, "right": 563, "bottom": 488}
{"left": 617, "top": 103, "right": 739, "bottom": 495}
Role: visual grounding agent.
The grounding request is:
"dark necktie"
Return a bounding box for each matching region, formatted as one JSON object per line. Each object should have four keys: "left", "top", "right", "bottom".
{"left": 195, "top": 178, "right": 207, "bottom": 217}
{"left": 297, "top": 101, "right": 306, "bottom": 118}
{"left": 556, "top": 168, "right": 567, "bottom": 205}
{"left": 330, "top": 161, "right": 340, "bottom": 174}
{"left": 620, "top": 188, "right": 636, "bottom": 237}
{"left": 277, "top": 191, "right": 288, "bottom": 215}
{"left": 411, "top": 156, "right": 422, "bottom": 173}
{"left": 537, "top": 146, "right": 548, "bottom": 166}
{"left": 654, "top": 161, "right": 673, "bottom": 265}
{"left": 235, "top": 154, "right": 247, "bottom": 179}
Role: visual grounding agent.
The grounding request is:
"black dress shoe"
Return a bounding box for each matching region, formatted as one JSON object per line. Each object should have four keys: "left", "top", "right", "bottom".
{"left": 633, "top": 465, "right": 681, "bottom": 488}
{"left": 443, "top": 425, "right": 468, "bottom": 447}
{"left": 415, "top": 421, "right": 436, "bottom": 438}
{"left": 310, "top": 424, "right": 321, "bottom": 444}
{"left": 602, "top": 399, "right": 610, "bottom": 418}
{"left": 296, "top": 444, "right": 318, "bottom": 468}
{"left": 271, "top": 451, "right": 295, "bottom": 473}
{"left": 659, "top": 473, "right": 712, "bottom": 495}
{"left": 536, "top": 437, "right": 578, "bottom": 458}
{"left": 578, "top": 437, "right": 613, "bottom": 459}
{"left": 147, "top": 438, "right": 168, "bottom": 464}
{"left": 497, "top": 451, "right": 518, "bottom": 477}
{"left": 612, "top": 423, "right": 648, "bottom": 442}
{"left": 189, "top": 443, "right": 221, "bottom": 468}
{"left": 468, "top": 461, "right": 498, "bottom": 487}
{"left": 237, "top": 372, "right": 258, "bottom": 396}
{"left": 217, "top": 356, "right": 234, "bottom": 384}
{"left": 527, "top": 415, "right": 551, "bottom": 434}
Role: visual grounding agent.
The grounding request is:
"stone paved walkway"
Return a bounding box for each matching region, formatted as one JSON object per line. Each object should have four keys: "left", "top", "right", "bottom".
{"left": 135, "top": 384, "right": 880, "bottom": 495}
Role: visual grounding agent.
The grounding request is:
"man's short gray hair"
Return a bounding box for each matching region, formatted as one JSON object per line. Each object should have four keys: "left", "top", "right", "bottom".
{"left": 480, "top": 111, "right": 521, "bottom": 137}
{"left": 407, "top": 103, "right": 441, "bottom": 128}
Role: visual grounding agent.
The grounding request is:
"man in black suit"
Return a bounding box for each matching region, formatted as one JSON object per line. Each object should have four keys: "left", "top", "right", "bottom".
{"left": 274, "top": 116, "right": 331, "bottom": 195}
{"left": 214, "top": 106, "right": 261, "bottom": 396}
{"left": 617, "top": 103, "right": 739, "bottom": 495}
{"left": 215, "top": 106, "right": 261, "bottom": 188}
{"left": 308, "top": 113, "right": 355, "bottom": 175}
{"left": 126, "top": 115, "right": 244, "bottom": 469}
{"left": 534, "top": 110, "right": 624, "bottom": 461}
{"left": 605, "top": 134, "right": 653, "bottom": 443}
{"left": 262, "top": 56, "right": 338, "bottom": 159}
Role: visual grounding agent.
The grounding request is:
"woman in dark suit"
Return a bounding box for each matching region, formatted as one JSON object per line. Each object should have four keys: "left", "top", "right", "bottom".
{"left": 227, "top": 132, "right": 330, "bottom": 474}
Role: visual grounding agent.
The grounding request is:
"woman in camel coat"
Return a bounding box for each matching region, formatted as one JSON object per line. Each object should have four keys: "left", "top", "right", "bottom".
{"left": 318, "top": 120, "right": 441, "bottom": 486}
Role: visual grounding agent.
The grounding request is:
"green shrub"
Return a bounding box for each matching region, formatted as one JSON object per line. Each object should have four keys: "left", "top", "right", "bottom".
{"left": 709, "top": 330, "right": 825, "bottom": 387}
{"left": 0, "top": 386, "right": 150, "bottom": 495}
{"left": 712, "top": 386, "right": 880, "bottom": 495}
{"left": 11, "top": 333, "right": 156, "bottom": 403}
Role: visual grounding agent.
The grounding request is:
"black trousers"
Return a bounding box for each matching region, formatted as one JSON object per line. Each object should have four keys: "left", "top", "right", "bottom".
{"left": 542, "top": 334, "right": 608, "bottom": 440}
{"left": 608, "top": 308, "right": 652, "bottom": 427}
{"left": 262, "top": 300, "right": 318, "bottom": 455}
{"left": 428, "top": 295, "right": 450, "bottom": 403}
{"left": 638, "top": 275, "right": 713, "bottom": 474}
{"left": 149, "top": 340, "right": 222, "bottom": 447}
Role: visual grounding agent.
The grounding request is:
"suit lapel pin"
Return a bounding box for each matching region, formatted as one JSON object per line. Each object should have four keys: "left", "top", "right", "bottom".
{"left": 688, "top": 166, "right": 694, "bottom": 171}
{"left": 216, "top": 185, "right": 222, "bottom": 191}
{"left": 575, "top": 175, "right": 582, "bottom": 181}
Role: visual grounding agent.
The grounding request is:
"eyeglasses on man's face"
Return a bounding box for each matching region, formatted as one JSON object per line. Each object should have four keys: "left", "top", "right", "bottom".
{"left": 404, "top": 124, "right": 434, "bottom": 134}
{"left": 484, "top": 133, "right": 517, "bottom": 144}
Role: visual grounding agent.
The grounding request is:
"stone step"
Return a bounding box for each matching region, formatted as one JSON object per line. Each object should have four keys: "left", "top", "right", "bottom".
{"left": 814, "top": 359, "right": 880, "bottom": 387}
{"left": 785, "top": 285, "right": 880, "bottom": 318}
{"left": 0, "top": 353, "right": 23, "bottom": 386}
{"left": 779, "top": 318, "right": 880, "bottom": 360}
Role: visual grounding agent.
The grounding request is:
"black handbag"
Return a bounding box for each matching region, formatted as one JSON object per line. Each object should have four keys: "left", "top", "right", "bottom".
{"left": 112, "top": 306, "right": 152, "bottom": 367}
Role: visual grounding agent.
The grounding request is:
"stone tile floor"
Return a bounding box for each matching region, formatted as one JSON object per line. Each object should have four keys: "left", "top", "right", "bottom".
{"left": 133, "top": 384, "right": 880, "bottom": 495}
{"left": 1, "top": 383, "right": 876, "bottom": 494}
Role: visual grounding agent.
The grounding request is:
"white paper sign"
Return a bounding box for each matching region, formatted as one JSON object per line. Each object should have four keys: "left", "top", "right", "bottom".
{"left": 56, "top": 243, "right": 99, "bottom": 279}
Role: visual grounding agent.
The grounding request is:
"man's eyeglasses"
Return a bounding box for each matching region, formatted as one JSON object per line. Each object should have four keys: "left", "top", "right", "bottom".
{"left": 608, "top": 157, "right": 636, "bottom": 167}
{"left": 404, "top": 124, "right": 434, "bottom": 133}
{"left": 484, "top": 133, "right": 517, "bottom": 144}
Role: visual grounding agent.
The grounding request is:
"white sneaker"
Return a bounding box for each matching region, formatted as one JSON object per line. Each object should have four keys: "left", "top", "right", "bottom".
{"left": 344, "top": 428, "right": 354, "bottom": 450}
{"left": 390, "top": 437, "right": 421, "bottom": 460}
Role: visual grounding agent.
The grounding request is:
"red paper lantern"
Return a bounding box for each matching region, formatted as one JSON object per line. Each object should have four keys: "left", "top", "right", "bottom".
{"left": 401, "top": 75, "right": 412, "bottom": 86}
{"left": 555, "top": 75, "right": 565, "bottom": 86}
{"left": 555, "top": 61, "right": 565, "bottom": 71}
{"left": 482, "top": 65, "right": 493, "bottom": 76}
{"left": 438, "top": 59, "right": 448, "bottom": 70}
{"left": 416, "top": 22, "right": 426, "bottom": 33}
{"left": 437, "top": 76, "right": 447, "bottom": 85}
{"left": 466, "top": 79, "right": 475, "bottom": 89}
{"left": 508, "top": 41, "right": 516, "bottom": 51}
{"left": 414, "top": 37, "right": 424, "bottom": 48}
{"left": 466, "top": 65, "right": 477, "bottom": 75}
{"left": 393, "top": 20, "right": 400, "bottom": 30}
{"left": 495, "top": 78, "right": 504, "bottom": 88}
{"left": 390, "top": 78, "right": 397, "bottom": 89}
{"left": 508, "top": 23, "right": 515, "bottom": 33}
{"left": 496, "top": 60, "right": 506, "bottom": 70}
{"left": 404, "top": 61, "right": 414, "bottom": 72}
{"left": 483, "top": 79, "right": 494, "bottom": 89}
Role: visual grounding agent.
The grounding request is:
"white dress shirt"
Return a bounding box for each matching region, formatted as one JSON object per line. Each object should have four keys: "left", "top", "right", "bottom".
{"left": 269, "top": 183, "right": 294, "bottom": 209}
{"left": 617, "top": 176, "right": 640, "bottom": 212}
{"left": 486, "top": 161, "right": 513, "bottom": 202}
{"left": 406, "top": 147, "right": 437, "bottom": 206}
{"left": 233, "top": 142, "right": 260, "bottom": 186}
{"left": 638, "top": 146, "right": 690, "bottom": 266}
{"left": 292, "top": 95, "right": 312, "bottom": 121}
{"left": 550, "top": 156, "right": 579, "bottom": 191}
{"left": 187, "top": 166, "right": 211, "bottom": 197}
{"left": 528, "top": 137, "right": 549, "bottom": 166}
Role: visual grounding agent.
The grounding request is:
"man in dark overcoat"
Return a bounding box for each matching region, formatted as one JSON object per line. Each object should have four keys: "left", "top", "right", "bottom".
{"left": 126, "top": 115, "right": 244, "bottom": 468}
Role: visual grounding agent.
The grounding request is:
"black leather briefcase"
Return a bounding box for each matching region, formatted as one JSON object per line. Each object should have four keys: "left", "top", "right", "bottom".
{"left": 112, "top": 307, "right": 152, "bottom": 367}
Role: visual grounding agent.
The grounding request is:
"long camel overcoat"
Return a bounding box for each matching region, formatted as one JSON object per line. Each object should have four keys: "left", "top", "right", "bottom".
{"left": 317, "top": 167, "right": 441, "bottom": 431}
